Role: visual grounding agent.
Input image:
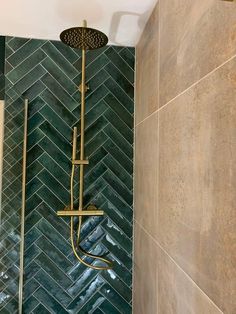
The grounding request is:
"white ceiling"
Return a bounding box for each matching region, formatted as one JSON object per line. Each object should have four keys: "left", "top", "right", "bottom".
{"left": 0, "top": 0, "right": 158, "bottom": 47}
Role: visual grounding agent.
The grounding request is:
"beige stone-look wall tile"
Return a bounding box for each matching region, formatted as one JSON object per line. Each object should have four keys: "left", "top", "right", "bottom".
{"left": 158, "top": 56, "right": 236, "bottom": 313}
{"left": 134, "top": 112, "right": 158, "bottom": 238}
{"left": 135, "top": 2, "right": 159, "bottom": 125}
{"left": 160, "top": 0, "right": 236, "bottom": 106}
{"left": 158, "top": 247, "right": 223, "bottom": 314}
{"left": 133, "top": 222, "right": 158, "bottom": 314}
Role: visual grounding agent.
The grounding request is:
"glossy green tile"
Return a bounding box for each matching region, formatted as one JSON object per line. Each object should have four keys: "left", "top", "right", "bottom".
{"left": 104, "top": 93, "right": 133, "bottom": 128}
{"left": 51, "top": 40, "right": 79, "bottom": 63}
{"left": 35, "top": 269, "right": 72, "bottom": 306}
{"left": 104, "top": 108, "right": 133, "bottom": 145}
{"left": 100, "top": 284, "right": 132, "bottom": 314}
{"left": 7, "top": 49, "right": 46, "bottom": 84}
{"left": 66, "top": 277, "right": 104, "bottom": 312}
{"left": 105, "top": 47, "right": 134, "bottom": 83}
{"left": 101, "top": 219, "right": 132, "bottom": 254}
{"left": 99, "top": 299, "right": 120, "bottom": 314}
{"left": 35, "top": 252, "right": 73, "bottom": 288}
{"left": 103, "top": 140, "right": 133, "bottom": 175}
{"left": 41, "top": 88, "right": 77, "bottom": 125}
{"left": 105, "top": 62, "right": 134, "bottom": 100}
{"left": 14, "top": 64, "right": 46, "bottom": 94}
{"left": 41, "top": 57, "right": 77, "bottom": 95}
{"left": 41, "top": 41, "right": 78, "bottom": 79}
{"left": 104, "top": 78, "right": 133, "bottom": 115}
{"left": 36, "top": 235, "right": 72, "bottom": 271}
{"left": 7, "top": 37, "right": 30, "bottom": 53}
{"left": 39, "top": 105, "right": 72, "bottom": 140}
{"left": 41, "top": 73, "right": 78, "bottom": 110}
{"left": 38, "top": 136, "right": 70, "bottom": 173}
{"left": 103, "top": 124, "right": 133, "bottom": 160}
{"left": 119, "top": 47, "right": 135, "bottom": 69}
{"left": 32, "top": 303, "right": 51, "bottom": 314}
{"left": 33, "top": 287, "right": 68, "bottom": 314}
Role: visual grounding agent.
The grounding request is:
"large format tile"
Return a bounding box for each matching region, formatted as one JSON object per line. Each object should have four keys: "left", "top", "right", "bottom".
{"left": 158, "top": 248, "right": 222, "bottom": 314}
{"left": 133, "top": 222, "right": 158, "bottom": 314}
{"left": 159, "top": 56, "right": 236, "bottom": 313}
{"left": 134, "top": 112, "right": 158, "bottom": 238}
{"left": 135, "top": 2, "right": 159, "bottom": 124}
{"left": 160, "top": 0, "right": 236, "bottom": 106}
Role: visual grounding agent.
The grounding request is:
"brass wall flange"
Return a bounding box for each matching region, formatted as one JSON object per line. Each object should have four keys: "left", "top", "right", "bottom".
{"left": 78, "top": 83, "right": 89, "bottom": 93}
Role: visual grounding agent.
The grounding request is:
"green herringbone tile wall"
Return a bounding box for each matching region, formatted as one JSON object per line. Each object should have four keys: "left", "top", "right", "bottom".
{"left": 1, "top": 37, "right": 134, "bottom": 313}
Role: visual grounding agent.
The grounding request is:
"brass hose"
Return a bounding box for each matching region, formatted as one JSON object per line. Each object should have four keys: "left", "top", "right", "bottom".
{"left": 70, "top": 127, "right": 112, "bottom": 270}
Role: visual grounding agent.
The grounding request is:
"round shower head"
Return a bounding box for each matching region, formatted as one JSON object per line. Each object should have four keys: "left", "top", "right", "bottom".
{"left": 60, "top": 26, "right": 108, "bottom": 50}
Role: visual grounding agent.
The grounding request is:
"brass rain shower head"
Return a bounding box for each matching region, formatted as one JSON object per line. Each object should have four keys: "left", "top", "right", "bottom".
{"left": 60, "top": 23, "right": 108, "bottom": 50}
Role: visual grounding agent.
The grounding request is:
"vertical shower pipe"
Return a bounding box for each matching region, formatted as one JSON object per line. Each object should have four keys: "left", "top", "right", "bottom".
{"left": 79, "top": 19, "right": 87, "bottom": 211}
{"left": 18, "top": 99, "right": 28, "bottom": 314}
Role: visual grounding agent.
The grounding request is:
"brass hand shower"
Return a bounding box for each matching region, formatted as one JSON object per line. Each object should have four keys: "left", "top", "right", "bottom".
{"left": 57, "top": 20, "right": 112, "bottom": 270}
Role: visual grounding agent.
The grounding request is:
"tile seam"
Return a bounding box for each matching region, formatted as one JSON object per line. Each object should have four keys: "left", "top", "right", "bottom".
{"left": 134, "top": 219, "right": 224, "bottom": 314}
{"left": 136, "top": 52, "right": 236, "bottom": 127}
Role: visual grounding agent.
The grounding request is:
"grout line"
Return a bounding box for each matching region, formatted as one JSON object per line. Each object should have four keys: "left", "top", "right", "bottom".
{"left": 135, "top": 52, "right": 236, "bottom": 128}
{"left": 132, "top": 45, "right": 137, "bottom": 313}
{"left": 134, "top": 219, "right": 224, "bottom": 314}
